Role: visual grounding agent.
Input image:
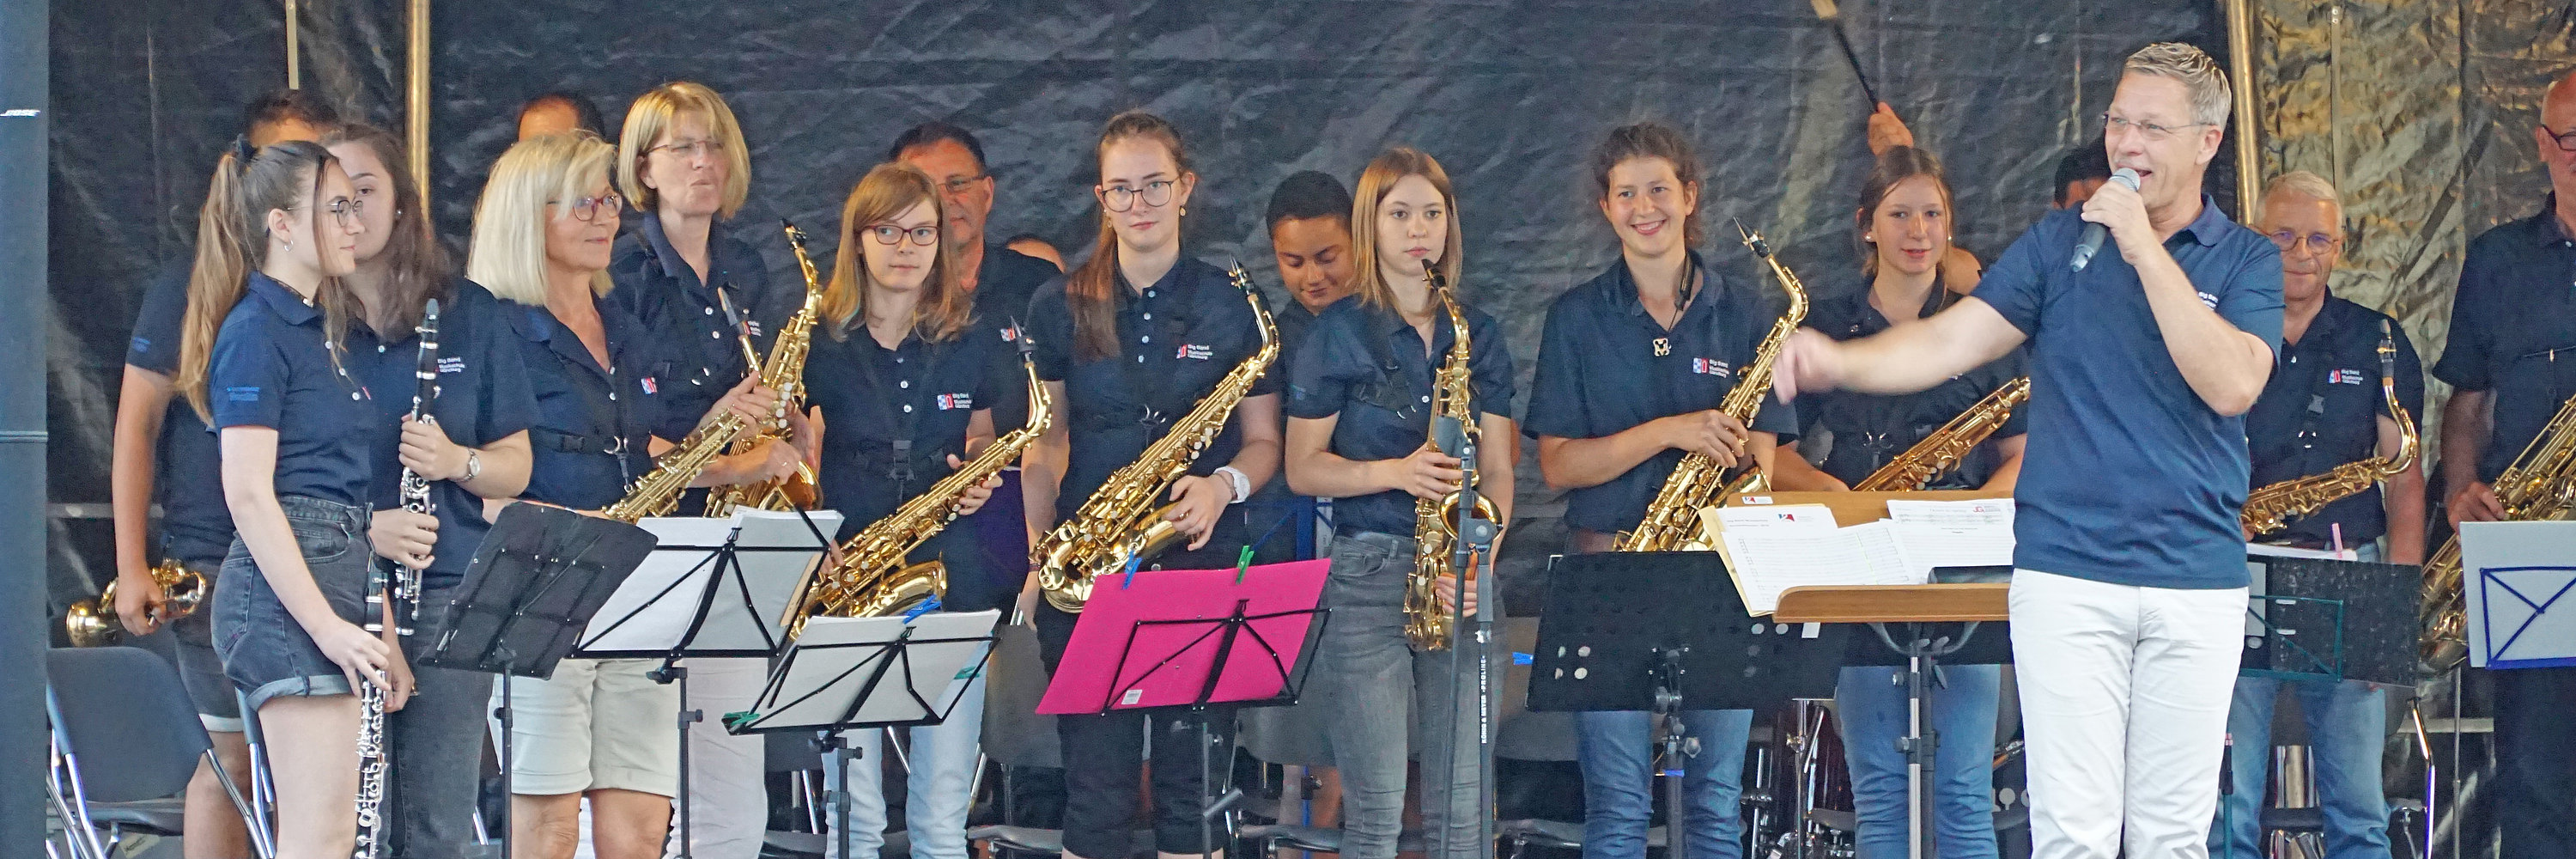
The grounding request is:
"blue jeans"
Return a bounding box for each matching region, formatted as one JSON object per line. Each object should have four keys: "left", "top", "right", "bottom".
{"left": 1834, "top": 665, "right": 2001, "bottom": 859}
{"left": 2207, "top": 676, "right": 2386, "bottom": 859}
{"left": 823, "top": 667, "right": 987, "bottom": 859}
{"left": 1577, "top": 709, "right": 1752, "bottom": 859}
{"left": 1317, "top": 532, "right": 1484, "bottom": 859}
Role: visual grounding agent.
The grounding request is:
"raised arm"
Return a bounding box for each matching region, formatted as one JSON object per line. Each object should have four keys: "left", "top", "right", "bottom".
{"left": 1775, "top": 297, "right": 2027, "bottom": 400}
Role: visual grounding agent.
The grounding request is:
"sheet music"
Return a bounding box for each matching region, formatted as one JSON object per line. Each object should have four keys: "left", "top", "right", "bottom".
{"left": 738, "top": 611, "right": 999, "bottom": 731}
{"left": 1714, "top": 504, "right": 1840, "bottom": 533}
{"left": 575, "top": 509, "right": 841, "bottom": 655}
{"left": 1889, "top": 521, "right": 2015, "bottom": 581}
{"left": 1885, "top": 498, "right": 2015, "bottom": 529}
{"left": 1721, "top": 520, "right": 1921, "bottom": 615}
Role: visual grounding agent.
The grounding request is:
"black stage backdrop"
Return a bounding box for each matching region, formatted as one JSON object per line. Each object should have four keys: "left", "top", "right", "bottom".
{"left": 46, "top": 0, "right": 2228, "bottom": 609}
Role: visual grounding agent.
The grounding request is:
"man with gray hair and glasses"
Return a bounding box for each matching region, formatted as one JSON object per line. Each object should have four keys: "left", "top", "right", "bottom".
{"left": 1777, "top": 42, "right": 2284, "bottom": 858}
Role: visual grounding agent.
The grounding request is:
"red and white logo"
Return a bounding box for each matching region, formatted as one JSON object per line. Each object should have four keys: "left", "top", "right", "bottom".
{"left": 641, "top": 377, "right": 659, "bottom": 395}
{"left": 1177, "top": 344, "right": 1214, "bottom": 361}
{"left": 937, "top": 393, "right": 974, "bottom": 410}
{"left": 1691, "top": 357, "right": 1733, "bottom": 378}
{"left": 2331, "top": 369, "right": 2367, "bottom": 385}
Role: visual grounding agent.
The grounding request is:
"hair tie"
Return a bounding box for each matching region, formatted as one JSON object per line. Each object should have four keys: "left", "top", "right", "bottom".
{"left": 229, "top": 135, "right": 256, "bottom": 168}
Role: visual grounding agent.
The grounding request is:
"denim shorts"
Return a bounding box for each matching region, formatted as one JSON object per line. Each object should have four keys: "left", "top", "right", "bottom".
{"left": 212, "top": 495, "right": 374, "bottom": 713}
{"left": 166, "top": 558, "right": 246, "bottom": 732}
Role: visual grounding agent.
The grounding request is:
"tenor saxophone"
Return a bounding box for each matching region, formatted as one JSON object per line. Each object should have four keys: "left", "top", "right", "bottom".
{"left": 1616, "top": 220, "right": 1808, "bottom": 552}
{"left": 1852, "top": 376, "right": 2032, "bottom": 491}
{"left": 782, "top": 336, "right": 1053, "bottom": 638}
{"left": 1033, "top": 263, "right": 1279, "bottom": 613}
{"left": 2241, "top": 320, "right": 2420, "bottom": 536}
{"left": 703, "top": 221, "right": 825, "bottom": 516}
{"left": 2420, "top": 390, "right": 2576, "bottom": 667}
{"left": 1406, "top": 266, "right": 1499, "bottom": 651}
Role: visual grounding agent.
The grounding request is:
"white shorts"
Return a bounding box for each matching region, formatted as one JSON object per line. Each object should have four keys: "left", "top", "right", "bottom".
{"left": 499, "top": 658, "right": 680, "bottom": 797}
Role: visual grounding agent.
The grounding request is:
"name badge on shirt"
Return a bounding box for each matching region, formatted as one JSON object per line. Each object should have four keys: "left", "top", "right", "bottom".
{"left": 2331, "top": 369, "right": 2366, "bottom": 385}
{"left": 1691, "top": 357, "right": 1733, "bottom": 378}
{"left": 641, "top": 377, "right": 659, "bottom": 395}
{"left": 937, "top": 393, "right": 974, "bottom": 410}
{"left": 1176, "top": 344, "right": 1213, "bottom": 361}
{"left": 437, "top": 356, "right": 466, "bottom": 375}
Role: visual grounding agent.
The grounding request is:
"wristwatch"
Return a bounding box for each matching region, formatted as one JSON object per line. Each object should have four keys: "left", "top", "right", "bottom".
{"left": 461, "top": 449, "right": 483, "bottom": 482}
{"left": 1213, "top": 466, "right": 1251, "bottom": 505}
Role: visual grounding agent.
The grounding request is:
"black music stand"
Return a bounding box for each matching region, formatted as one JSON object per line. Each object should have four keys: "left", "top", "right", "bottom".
{"left": 419, "top": 502, "right": 659, "bottom": 859}
{"left": 723, "top": 610, "right": 1001, "bottom": 859}
{"left": 1042, "top": 560, "right": 1332, "bottom": 859}
{"left": 570, "top": 509, "right": 841, "bottom": 859}
{"left": 2242, "top": 553, "right": 2424, "bottom": 686}
{"left": 1530, "top": 551, "right": 1854, "bottom": 859}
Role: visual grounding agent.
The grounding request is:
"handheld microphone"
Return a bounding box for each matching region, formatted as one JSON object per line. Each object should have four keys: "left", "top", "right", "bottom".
{"left": 2069, "top": 168, "right": 2143, "bottom": 272}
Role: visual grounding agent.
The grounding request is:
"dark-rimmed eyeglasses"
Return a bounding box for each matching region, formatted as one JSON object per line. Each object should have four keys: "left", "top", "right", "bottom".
{"left": 939, "top": 174, "right": 991, "bottom": 196}
{"left": 551, "top": 192, "right": 623, "bottom": 223}
{"left": 2267, "top": 230, "right": 2342, "bottom": 256}
{"left": 1098, "top": 180, "right": 1175, "bottom": 213}
{"left": 319, "top": 198, "right": 364, "bottom": 229}
{"left": 2102, "top": 113, "right": 2213, "bottom": 143}
{"left": 866, "top": 223, "right": 940, "bottom": 247}
{"left": 2544, "top": 123, "right": 2576, "bottom": 153}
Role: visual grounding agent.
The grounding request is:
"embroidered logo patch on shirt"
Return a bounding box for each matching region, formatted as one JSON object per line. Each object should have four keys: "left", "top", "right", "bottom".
{"left": 641, "top": 377, "right": 659, "bottom": 395}
{"left": 937, "top": 393, "right": 973, "bottom": 410}
{"left": 1176, "top": 344, "right": 1213, "bottom": 361}
{"left": 227, "top": 387, "right": 260, "bottom": 402}
{"left": 999, "top": 326, "right": 1019, "bottom": 342}
{"left": 1691, "top": 357, "right": 1733, "bottom": 378}
{"left": 2331, "top": 369, "right": 2367, "bottom": 385}
{"left": 130, "top": 336, "right": 150, "bottom": 354}
{"left": 2196, "top": 291, "right": 2221, "bottom": 308}
{"left": 437, "top": 356, "right": 466, "bottom": 375}
{"left": 746, "top": 321, "right": 766, "bottom": 338}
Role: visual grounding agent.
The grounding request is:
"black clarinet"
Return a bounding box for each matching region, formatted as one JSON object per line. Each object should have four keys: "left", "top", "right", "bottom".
{"left": 355, "top": 299, "right": 435, "bottom": 859}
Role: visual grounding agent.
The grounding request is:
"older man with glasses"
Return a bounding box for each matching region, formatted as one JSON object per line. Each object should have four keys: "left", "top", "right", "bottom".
{"left": 2433, "top": 67, "right": 2576, "bottom": 859}
{"left": 2207, "top": 170, "right": 2424, "bottom": 859}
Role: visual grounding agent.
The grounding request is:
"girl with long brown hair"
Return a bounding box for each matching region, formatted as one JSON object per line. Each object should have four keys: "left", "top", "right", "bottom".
{"left": 1279, "top": 146, "right": 1516, "bottom": 859}
{"left": 1018, "top": 109, "right": 1282, "bottom": 859}
{"left": 801, "top": 161, "right": 1005, "bottom": 859}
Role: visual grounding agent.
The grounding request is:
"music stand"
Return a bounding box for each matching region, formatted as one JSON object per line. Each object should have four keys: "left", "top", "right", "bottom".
{"left": 2240, "top": 552, "right": 2421, "bottom": 685}
{"left": 570, "top": 509, "right": 841, "bottom": 859}
{"left": 1038, "top": 558, "right": 1331, "bottom": 859}
{"left": 1530, "top": 551, "right": 1855, "bottom": 859}
{"left": 724, "top": 610, "right": 1000, "bottom": 859}
{"left": 2460, "top": 521, "right": 2576, "bottom": 669}
{"left": 419, "top": 502, "right": 659, "bottom": 859}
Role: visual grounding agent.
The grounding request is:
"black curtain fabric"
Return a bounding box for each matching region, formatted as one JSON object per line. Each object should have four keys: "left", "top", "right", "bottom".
{"left": 47, "top": 0, "right": 2226, "bottom": 596}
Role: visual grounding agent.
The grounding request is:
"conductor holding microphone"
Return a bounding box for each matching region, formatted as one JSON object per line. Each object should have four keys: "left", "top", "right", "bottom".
{"left": 1775, "top": 42, "right": 2283, "bottom": 859}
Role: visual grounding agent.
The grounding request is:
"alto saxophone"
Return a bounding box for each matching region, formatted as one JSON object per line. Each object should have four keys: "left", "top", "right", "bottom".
{"left": 1853, "top": 376, "right": 2032, "bottom": 491}
{"left": 703, "top": 221, "right": 825, "bottom": 516}
{"left": 602, "top": 289, "right": 769, "bottom": 522}
{"left": 1616, "top": 220, "right": 1808, "bottom": 552}
{"left": 64, "top": 558, "right": 206, "bottom": 647}
{"left": 355, "top": 298, "right": 438, "bottom": 859}
{"left": 2241, "top": 320, "right": 2420, "bottom": 536}
{"left": 782, "top": 334, "right": 1054, "bottom": 638}
{"left": 1407, "top": 266, "right": 1501, "bottom": 652}
{"left": 2420, "top": 390, "right": 2576, "bottom": 667}
{"left": 1034, "top": 262, "right": 1279, "bottom": 613}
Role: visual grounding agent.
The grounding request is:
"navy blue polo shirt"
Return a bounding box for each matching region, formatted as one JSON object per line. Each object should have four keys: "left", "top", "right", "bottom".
{"left": 805, "top": 318, "right": 1007, "bottom": 611}
{"left": 1522, "top": 251, "right": 1802, "bottom": 535}
{"left": 2432, "top": 198, "right": 2576, "bottom": 483}
{"left": 2246, "top": 294, "right": 2424, "bottom": 546}
{"left": 1971, "top": 195, "right": 2284, "bottom": 588}
{"left": 610, "top": 211, "right": 791, "bottom": 442}
{"left": 348, "top": 281, "right": 541, "bottom": 588}
{"left": 503, "top": 293, "right": 666, "bottom": 510}
{"left": 127, "top": 259, "right": 234, "bottom": 565}
{"left": 1025, "top": 256, "right": 1284, "bottom": 523}
{"left": 970, "top": 244, "right": 1060, "bottom": 435}
{"left": 1285, "top": 295, "right": 1516, "bottom": 538}
{"left": 207, "top": 272, "right": 387, "bottom": 509}
{"left": 1802, "top": 283, "right": 2028, "bottom": 490}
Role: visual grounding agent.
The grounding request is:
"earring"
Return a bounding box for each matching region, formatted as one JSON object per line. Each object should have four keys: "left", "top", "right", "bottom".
{"left": 1180, "top": 206, "right": 1188, "bottom": 216}
{"left": 1864, "top": 234, "right": 1874, "bottom": 242}
{"left": 283, "top": 237, "right": 295, "bottom": 250}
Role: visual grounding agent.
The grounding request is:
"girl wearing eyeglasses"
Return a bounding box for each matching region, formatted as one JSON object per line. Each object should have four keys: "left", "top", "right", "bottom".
{"left": 474, "top": 131, "right": 798, "bottom": 859}
{"left": 606, "top": 81, "right": 796, "bottom": 856}
{"left": 799, "top": 161, "right": 1008, "bottom": 859}
{"left": 322, "top": 121, "right": 545, "bottom": 854}
{"left": 185, "top": 137, "right": 399, "bottom": 857}
{"left": 1018, "top": 109, "right": 1284, "bottom": 859}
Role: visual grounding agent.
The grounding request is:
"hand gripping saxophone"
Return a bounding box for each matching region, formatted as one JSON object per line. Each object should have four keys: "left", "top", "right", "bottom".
{"left": 601, "top": 290, "right": 769, "bottom": 523}
{"left": 1615, "top": 220, "right": 1808, "bottom": 552}
{"left": 1406, "top": 264, "right": 1502, "bottom": 651}
{"left": 2420, "top": 388, "right": 2576, "bottom": 667}
{"left": 355, "top": 297, "right": 438, "bottom": 859}
{"left": 2240, "top": 320, "right": 2420, "bottom": 535}
{"left": 782, "top": 331, "right": 1054, "bottom": 638}
{"left": 64, "top": 558, "right": 206, "bottom": 647}
{"left": 1852, "top": 376, "right": 2032, "bottom": 491}
{"left": 1033, "top": 262, "right": 1279, "bottom": 613}
{"left": 703, "top": 220, "right": 826, "bottom": 516}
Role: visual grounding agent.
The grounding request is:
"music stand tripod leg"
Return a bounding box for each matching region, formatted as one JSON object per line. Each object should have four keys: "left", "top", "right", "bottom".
{"left": 652, "top": 660, "right": 698, "bottom": 859}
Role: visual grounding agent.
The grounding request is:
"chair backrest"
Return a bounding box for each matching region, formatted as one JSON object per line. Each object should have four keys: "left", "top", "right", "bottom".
{"left": 980, "top": 623, "right": 1061, "bottom": 768}
{"left": 46, "top": 647, "right": 215, "bottom": 803}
